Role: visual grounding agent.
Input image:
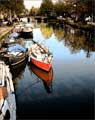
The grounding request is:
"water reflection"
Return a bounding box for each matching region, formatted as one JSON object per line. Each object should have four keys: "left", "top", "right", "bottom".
{"left": 40, "top": 24, "right": 53, "bottom": 39}
{"left": 29, "top": 64, "right": 53, "bottom": 93}
{"left": 53, "top": 28, "right": 65, "bottom": 41}
{"left": 11, "top": 60, "right": 27, "bottom": 88}
{"left": 5, "top": 23, "right": 94, "bottom": 119}
{"left": 45, "top": 23, "right": 95, "bottom": 58}
{"left": 63, "top": 25, "right": 95, "bottom": 57}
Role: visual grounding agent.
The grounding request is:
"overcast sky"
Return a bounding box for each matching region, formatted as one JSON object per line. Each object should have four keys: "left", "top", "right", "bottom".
{"left": 24, "top": 0, "right": 57, "bottom": 10}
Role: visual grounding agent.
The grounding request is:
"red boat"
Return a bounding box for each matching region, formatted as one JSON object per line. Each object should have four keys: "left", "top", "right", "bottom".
{"left": 29, "top": 42, "right": 53, "bottom": 72}
{"left": 30, "top": 57, "right": 52, "bottom": 71}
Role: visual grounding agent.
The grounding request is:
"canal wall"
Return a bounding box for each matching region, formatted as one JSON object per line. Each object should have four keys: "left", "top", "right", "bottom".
{"left": 57, "top": 18, "right": 95, "bottom": 31}
{"left": 0, "top": 26, "right": 13, "bottom": 40}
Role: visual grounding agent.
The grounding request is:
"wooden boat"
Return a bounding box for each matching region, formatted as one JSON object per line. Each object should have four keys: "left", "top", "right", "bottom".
{"left": 19, "top": 30, "right": 33, "bottom": 39}
{"left": 18, "top": 23, "right": 33, "bottom": 39}
{"left": 0, "top": 43, "right": 27, "bottom": 68}
{"left": 0, "top": 61, "right": 16, "bottom": 120}
{"left": 29, "top": 41, "right": 53, "bottom": 72}
{"left": 30, "top": 57, "right": 52, "bottom": 72}
{"left": 29, "top": 63, "right": 53, "bottom": 93}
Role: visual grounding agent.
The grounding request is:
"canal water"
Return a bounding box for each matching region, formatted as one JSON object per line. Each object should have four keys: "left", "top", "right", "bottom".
{"left": 10, "top": 24, "right": 95, "bottom": 119}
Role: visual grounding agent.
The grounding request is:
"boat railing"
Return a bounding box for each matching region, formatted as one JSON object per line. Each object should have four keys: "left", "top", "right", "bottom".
{"left": 31, "top": 39, "right": 52, "bottom": 56}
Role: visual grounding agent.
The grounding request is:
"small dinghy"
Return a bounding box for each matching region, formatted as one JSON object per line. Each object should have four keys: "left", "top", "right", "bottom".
{"left": 29, "top": 41, "right": 53, "bottom": 72}
{"left": 19, "top": 26, "right": 33, "bottom": 39}
{"left": 0, "top": 43, "right": 27, "bottom": 67}
{"left": 15, "top": 22, "right": 33, "bottom": 39}
{"left": 0, "top": 61, "right": 16, "bottom": 120}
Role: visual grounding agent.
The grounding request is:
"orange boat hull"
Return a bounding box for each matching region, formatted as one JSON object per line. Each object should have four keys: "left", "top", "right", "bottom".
{"left": 30, "top": 64, "right": 53, "bottom": 81}
{"left": 30, "top": 57, "right": 52, "bottom": 72}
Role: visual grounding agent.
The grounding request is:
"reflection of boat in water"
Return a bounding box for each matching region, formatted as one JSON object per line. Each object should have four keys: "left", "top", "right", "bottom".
{"left": 29, "top": 64, "right": 53, "bottom": 93}
{"left": 11, "top": 60, "right": 27, "bottom": 80}
{"left": 11, "top": 60, "right": 27, "bottom": 90}
{"left": 0, "top": 61, "right": 16, "bottom": 120}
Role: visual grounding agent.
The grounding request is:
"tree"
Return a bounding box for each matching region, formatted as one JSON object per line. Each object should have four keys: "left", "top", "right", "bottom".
{"left": 54, "top": 1, "right": 72, "bottom": 17}
{"left": 0, "top": 0, "right": 25, "bottom": 15}
{"left": 39, "top": 0, "right": 54, "bottom": 16}
{"left": 54, "top": 1, "right": 65, "bottom": 16}
{"left": 29, "top": 7, "right": 39, "bottom": 16}
{"left": 73, "top": 0, "right": 95, "bottom": 22}
{"left": 15, "top": 0, "right": 25, "bottom": 15}
{"left": 63, "top": 0, "right": 95, "bottom": 22}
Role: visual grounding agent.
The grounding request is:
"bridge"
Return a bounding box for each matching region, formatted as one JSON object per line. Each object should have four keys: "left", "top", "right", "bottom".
{"left": 34, "top": 16, "right": 48, "bottom": 22}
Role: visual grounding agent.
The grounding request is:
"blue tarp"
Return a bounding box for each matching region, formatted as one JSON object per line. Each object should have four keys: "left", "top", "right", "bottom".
{"left": 8, "top": 44, "right": 26, "bottom": 52}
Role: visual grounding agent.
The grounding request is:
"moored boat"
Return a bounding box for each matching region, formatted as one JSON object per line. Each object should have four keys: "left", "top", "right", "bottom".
{"left": 18, "top": 23, "right": 33, "bottom": 39}
{"left": 0, "top": 43, "right": 27, "bottom": 67}
{"left": 19, "top": 29, "right": 33, "bottom": 39}
{"left": 29, "top": 41, "right": 53, "bottom": 72}
{"left": 0, "top": 61, "right": 16, "bottom": 120}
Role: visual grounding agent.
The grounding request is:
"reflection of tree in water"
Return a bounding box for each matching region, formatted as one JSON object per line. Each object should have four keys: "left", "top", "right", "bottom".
{"left": 53, "top": 28, "right": 65, "bottom": 41}
{"left": 64, "top": 26, "right": 86, "bottom": 53}
{"left": 84, "top": 32, "right": 95, "bottom": 57}
{"left": 40, "top": 24, "right": 53, "bottom": 39}
{"left": 61, "top": 25, "right": 95, "bottom": 58}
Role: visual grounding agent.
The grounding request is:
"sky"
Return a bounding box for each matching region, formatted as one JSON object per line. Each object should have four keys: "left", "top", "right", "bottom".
{"left": 24, "top": 0, "right": 58, "bottom": 10}
{"left": 24, "top": 0, "right": 42, "bottom": 10}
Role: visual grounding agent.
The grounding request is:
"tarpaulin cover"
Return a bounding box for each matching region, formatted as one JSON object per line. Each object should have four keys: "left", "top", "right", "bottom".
{"left": 8, "top": 44, "right": 26, "bottom": 52}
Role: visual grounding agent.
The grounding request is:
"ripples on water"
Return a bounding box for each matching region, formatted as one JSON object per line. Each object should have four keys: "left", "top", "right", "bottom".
{"left": 9, "top": 24, "right": 95, "bottom": 119}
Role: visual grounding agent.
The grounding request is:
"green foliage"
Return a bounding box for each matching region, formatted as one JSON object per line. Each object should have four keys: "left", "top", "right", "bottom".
{"left": 0, "top": 0, "right": 25, "bottom": 15}
{"left": 54, "top": 1, "right": 72, "bottom": 17}
{"left": 29, "top": 7, "right": 39, "bottom": 16}
{"left": 39, "top": 0, "right": 54, "bottom": 16}
{"left": 54, "top": 1, "right": 65, "bottom": 16}
{"left": 15, "top": 0, "right": 25, "bottom": 15}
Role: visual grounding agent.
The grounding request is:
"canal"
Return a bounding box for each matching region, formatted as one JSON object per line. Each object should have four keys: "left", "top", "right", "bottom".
{"left": 9, "top": 24, "right": 95, "bottom": 119}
